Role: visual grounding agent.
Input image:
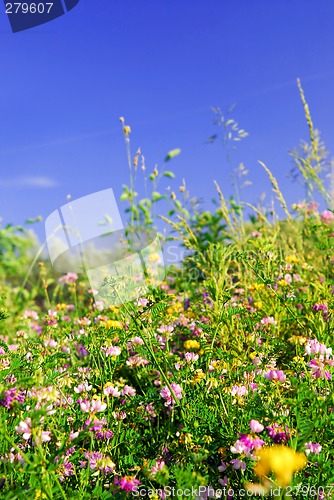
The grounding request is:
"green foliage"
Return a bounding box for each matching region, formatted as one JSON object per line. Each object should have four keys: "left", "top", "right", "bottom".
{"left": 0, "top": 307, "right": 9, "bottom": 321}
{"left": 0, "top": 222, "right": 36, "bottom": 283}
{"left": 165, "top": 148, "right": 181, "bottom": 162}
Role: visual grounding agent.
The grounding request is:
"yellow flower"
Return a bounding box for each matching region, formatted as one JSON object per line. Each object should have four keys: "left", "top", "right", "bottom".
{"left": 179, "top": 432, "right": 193, "bottom": 445}
{"left": 231, "top": 358, "right": 243, "bottom": 368}
{"left": 191, "top": 369, "right": 205, "bottom": 385}
{"left": 105, "top": 320, "right": 123, "bottom": 329}
{"left": 167, "top": 302, "right": 183, "bottom": 314}
{"left": 217, "top": 361, "right": 229, "bottom": 372}
{"left": 206, "top": 377, "right": 219, "bottom": 389}
{"left": 58, "top": 377, "right": 75, "bottom": 389}
{"left": 185, "top": 311, "right": 196, "bottom": 319}
{"left": 254, "top": 301, "right": 262, "bottom": 309}
{"left": 289, "top": 335, "right": 307, "bottom": 345}
{"left": 254, "top": 445, "right": 307, "bottom": 487}
{"left": 109, "top": 305, "right": 119, "bottom": 313}
{"left": 277, "top": 279, "right": 288, "bottom": 287}
{"left": 34, "top": 491, "right": 47, "bottom": 500}
{"left": 184, "top": 340, "right": 200, "bottom": 350}
{"left": 249, "top": 283, "right": 265, "bottom": 292}
{"left": 202, "top": 435, "right": 213, "bottom": 444}
{"left": 56, "top": 303, "right": 67, "bottom": 311}
{"left": 286, "top": 255, "right": 299, "bottom": 264}
{"left": 99, "top": 457, "right": 116, "bottom": 471}
{"left": 302, "top": 262, "right": 313, "bottom": 270}
{"left": 123, "top": 125, "right": 131, "bottom": 135}
{"left": 148, "top": 252, "right": 161, "bottom": 263}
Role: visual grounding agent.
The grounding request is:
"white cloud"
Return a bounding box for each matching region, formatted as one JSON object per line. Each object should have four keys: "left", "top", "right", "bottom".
{"left": 0, "top": 176, "right": 59, "bottom": 188}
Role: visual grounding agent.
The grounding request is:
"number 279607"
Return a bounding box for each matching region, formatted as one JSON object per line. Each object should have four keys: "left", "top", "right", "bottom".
{"left": 5, "top": 3, "right": 53, "bottom": 14}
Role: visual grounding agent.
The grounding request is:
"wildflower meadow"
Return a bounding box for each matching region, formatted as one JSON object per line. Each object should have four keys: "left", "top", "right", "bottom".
{"left": 0, "top": 84, "right": 333, "bottom": 499}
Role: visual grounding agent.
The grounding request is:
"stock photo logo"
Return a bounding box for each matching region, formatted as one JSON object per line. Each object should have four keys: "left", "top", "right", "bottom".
{"left": 45, "top": 188, "right": 165, "bottom": 309}
{"left": 4, "top": 0, "right": 80, "bottom": 33}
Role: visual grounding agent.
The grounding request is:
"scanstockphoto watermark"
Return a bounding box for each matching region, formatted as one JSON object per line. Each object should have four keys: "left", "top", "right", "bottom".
{"left": 132, "top": 485, "right": 334, "bottom": 498}
{"left": 131, "top": 485, "right": 259, "bottom": 498}
{"left": 45, "top": 188, "right": 165, "bottom": 310}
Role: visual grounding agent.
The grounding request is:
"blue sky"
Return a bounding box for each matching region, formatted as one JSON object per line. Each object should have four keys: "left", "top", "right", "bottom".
{"left": 1, "top": 0, "right": 334, "bottom": 241}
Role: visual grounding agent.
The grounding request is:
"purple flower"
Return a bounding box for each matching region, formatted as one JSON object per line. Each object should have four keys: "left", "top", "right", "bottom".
{"left": 260, "top": 316, "right": 277, "bottom": 326}
{"left": 115, "top": 476, "right": 141, "bottom": 493}
{"left": 264, "top": 369, "right": 286, "bottom": 382}
{"left": 230, "top": 458, "right": 246, "bottom": 470}
{"left": 159, "top": 383, "right": 182, "bottom": 407}
{"left": 320, "top": 210, "right": 334, "bottom": 224}
{"left": 56, "top": 456, "right": 75, "bottom": 482}
{"left": 250, "top": 419, "right": 264, "bottom": 433}
{"left": 230, "top": 433, "right": 265, "bottom": 456}
{"left": 15, "top": 418, "right": 31, "bottom": 440}
{"left": 305, "top": 339, "right": 332, "bottom": 359}
{"left": 96, "top": 429, "right": 114, "bottom": 440}
{"left": 0, "top": 388, "right": 25, "bottom": 409}
{"left": 218, "top": 461, "right": 227, "bottom": 472}
{"left": 121, "top": 385, "right": 136, "bottom": 397}
{"left": 184, "top": 352, "right": 199, "bottom": 363}
{"left": 83, "top": 451, "right": 115, "bottom": 474}
{"left": 231, "top": 385, "right": 248, "bottom": 397}
{"left": 103, "top": 385, "right": 121, "bottom": 397}
{"left": 101, "top": 345, "right": 121, "bottom": 357}
{"left": 307, "top": 359, "right": 333, "bottom": 380}
{"left": 23, "top": 310, "right": 39, "bottom": 320}
{"left": 313, "top": 303, "right": 328, "bottom": 313}
{"left": 266, "top": 423, "right": 290, "bottom": 444}
{"left": 151, "top": 459, "right": 166, "bottom": 474}
{"left": 59, "top": 272, "right": 78, "bottom": 284}
{"left": 305, "top": 442, "right": 322, "bottom": 455}
{"left": 76, "top": 344, "right": 88, "bottom": 357}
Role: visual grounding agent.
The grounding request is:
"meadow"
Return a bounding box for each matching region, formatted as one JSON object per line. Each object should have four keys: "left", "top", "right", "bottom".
{"left": 0, "top": 85, "right": 333, "bottom": 499}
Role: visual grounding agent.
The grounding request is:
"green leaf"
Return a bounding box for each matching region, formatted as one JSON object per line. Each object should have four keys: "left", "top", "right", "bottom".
{"left": 163, "top": 171, "right": 175, "bottom": 178}
{"left": 25, "top": 216, "right": 42, "bottom": 224}
{"left": 165, "top": 148, "right": 181, "bottom": 162}
{"left": 152, "top": 192, "right": 167, "bottom": 202}
{"left": 0, "top": 308, "right": 9, "bottom": 321}
{"left": 138, "top": 198, "right": 152, "bottom": 208}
